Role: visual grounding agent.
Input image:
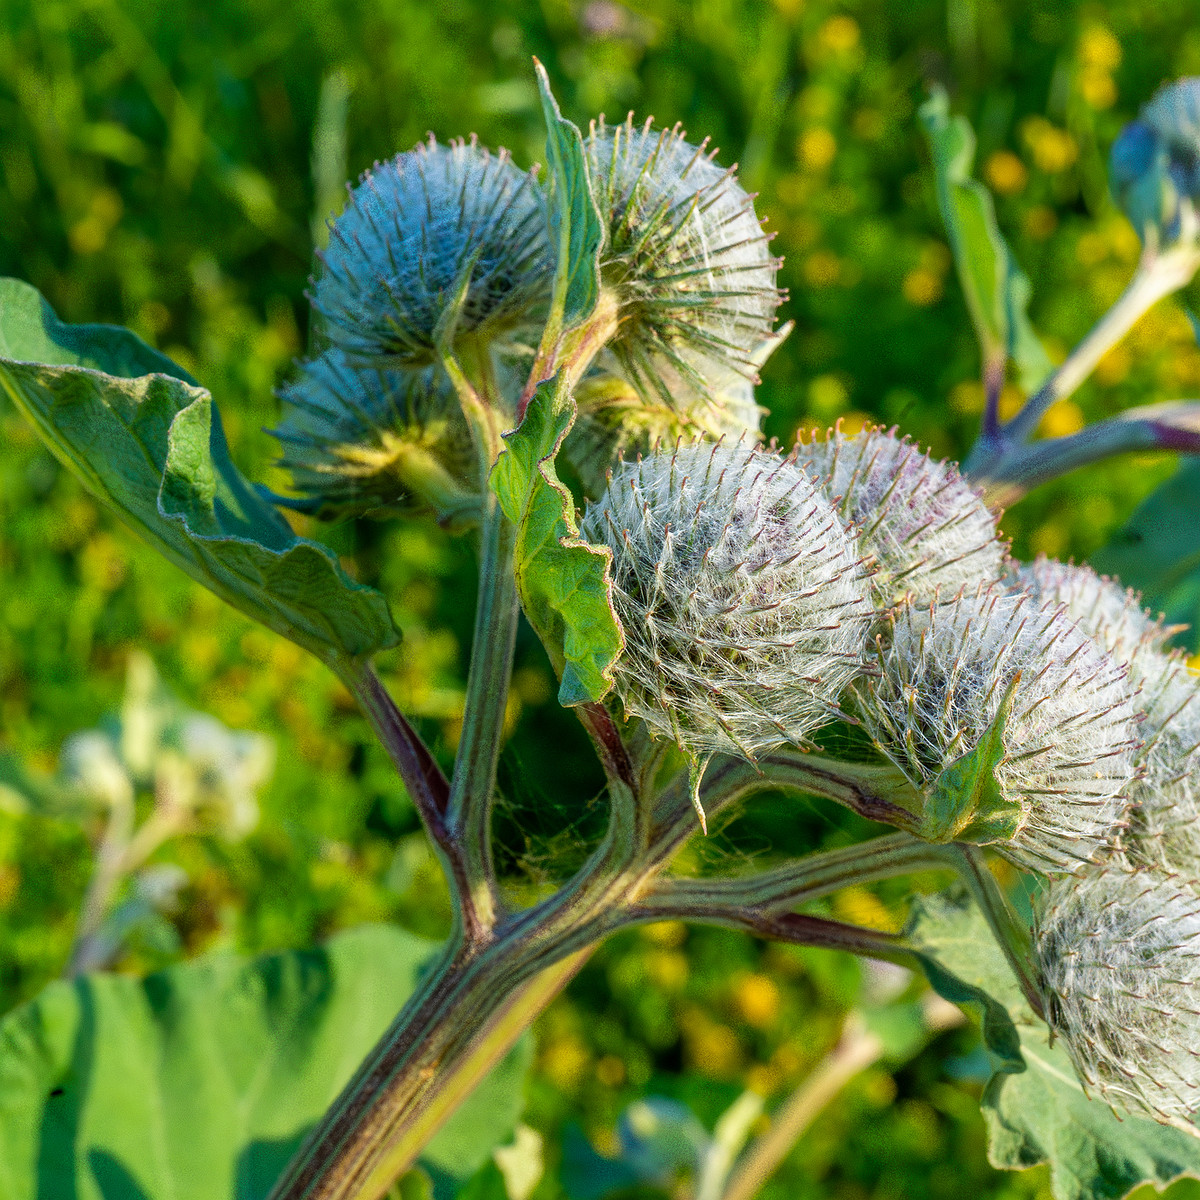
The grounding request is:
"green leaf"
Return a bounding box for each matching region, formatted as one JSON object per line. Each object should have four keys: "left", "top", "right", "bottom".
{"left": 0, "top": 925, "right": 532, "bottom": 1200}
{"left": 0, "top": 278, "right": 398, "bottom": 664}
{"left": 491, "top": 374, "right": 624, "bottom": 706}
{"left": 1091, "top": 457, "right": 1200, "bottom": 653}
{"left": 909, "top": 891, "right": 1200, "bottom": 1200}
{"left": 919, "top": 90, "right": 1052, "bottom": 394}
{"left": 534, "top": 61, "right": 603, "bottom": 331}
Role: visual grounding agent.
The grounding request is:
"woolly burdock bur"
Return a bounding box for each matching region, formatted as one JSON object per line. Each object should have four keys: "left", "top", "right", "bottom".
{"left": 1037, "top": 866, "right": 1200, "bottom": 1123}
{"left": 862, "top": 588, "right": 1139, "bottom": 873}
{"left": 311, "top": 135, "right": 552, "bottom": 366}
{"left": 585, "top": 116, "right": 782, "bottom": 406}
{"left": 273, "top": 349, "right": 474, "bottom": 519}
{"left": 796, "top": 426, "right": 1005, "bottom": 608}
{"left": 580, "top": 441, "right": 872, "bottom": 775}
{"left": 1014, "top": 558, "right": 1200, "bottom": 876}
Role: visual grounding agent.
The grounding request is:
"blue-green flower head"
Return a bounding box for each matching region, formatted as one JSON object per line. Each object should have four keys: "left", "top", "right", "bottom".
{"left": 272, "top": 349, "right": 475, "bottom": 522}
{"left": 1111, "top": 78, "right": 1200, "bottom": 246}
{"left": 585, "top": 116, "right": 783, "bottom": 406}
{"left": 311, "top": 135, "right": 553, "bottom": 367}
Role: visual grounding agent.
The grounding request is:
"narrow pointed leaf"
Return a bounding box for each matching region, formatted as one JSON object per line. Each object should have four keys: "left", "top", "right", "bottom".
{"left": 534, "top": 62, "right": 603, "bottom": 330}
{"left": 0, "top": 279, "right": 398, "bottom": 664}
{"left": 0, "top": 926, "right": 531, "bottom": 1200}
{"left": 491, "top": 374, "right": 624, "bottom": 705}
{"left": 920, "top": 90, "right": 1052, "bottom": 393}
{"left": 909, "top": 891, "right": 1200, "bottom": 1200}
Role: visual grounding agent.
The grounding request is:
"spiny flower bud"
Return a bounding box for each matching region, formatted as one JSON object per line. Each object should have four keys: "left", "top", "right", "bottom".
{"left": 861, "top": 588, "right": 1139, "bottom": 873}
{"left": 1111, "top": 78, "right": 1200, "bottom": 248}
{"left": 579, "top": 441, "right": 872, "bottom": 768}
{"left": 564, "top": 363, "right": 764, "bottom": 499}
{"left": 1123, "top": 646, "right": 1200, "bottom": 876}
{"left": 796, "top": 427, "right": 1006, "bottom": 608}
{"left": 273, "top": 349, "right": 475, "bottom": 520}
{"left": 585, "top": 115, "right": 782, "bottom": 405}
{"left": 1036, "top": 866, "right": 1200, "bottom": 1123}
{"left": 311, "top": 135, "right": 552, "bottom": 366}
{"left": 1013, "top": 557, "right": 1171, "bottom": 661}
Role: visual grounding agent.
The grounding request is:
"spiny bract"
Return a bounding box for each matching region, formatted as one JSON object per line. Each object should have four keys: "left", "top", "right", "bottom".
{"left": 796, "top": 426, "right": 1005, "bottom": 608}
{"left": 1037, "top": 866, "right": 1200, "bottom": 1123}
{"left": 1123, "top": 643, "right": 1200, "bottom": 876}
{"left": 862, "top": 587, "right": 1139, "bottom": 873}
{"left": 311, "top": 135, "right": 552, "bottom": 365}
{"left": 585, "top": 115, "right": 782, "bottom": 406}
{"left": 273, "top": 349, "right": 474, "bottom": 519}
{"left": 1014, "top": 557, "right": 1169, "bottom": 661}
{"left": 580, "top": 441, "right": 872, "bottom": 763}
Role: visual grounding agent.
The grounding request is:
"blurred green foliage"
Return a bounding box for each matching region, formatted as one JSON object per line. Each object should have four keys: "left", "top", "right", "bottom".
{"left": 4, "top": 1, "right": 1200, "bottom": 1197}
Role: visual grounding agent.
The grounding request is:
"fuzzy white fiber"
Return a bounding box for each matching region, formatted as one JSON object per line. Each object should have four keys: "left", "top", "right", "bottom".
{"left": 796, "top": 427, "right": 1005, "bottom": 608}
{"left": 585, "top": 117, "right": 782, "bottom": 404}
{"left": 1037, "top": 866, "right": 1200, "bottom": 1122}
{"left": 311, "top": 135, "right": 551, "bottom": 364}
{"left": 862, "top": 587, "right": 1139, "bottom": 873}
{"left": 1014, "top": 557, "right": 1168, "bottom": 661}
{"left": 580, "top": 441, "right": 873, "bottom": 762}
{"left": 1013, "top": 558, "right": 1200, "bottom": 877}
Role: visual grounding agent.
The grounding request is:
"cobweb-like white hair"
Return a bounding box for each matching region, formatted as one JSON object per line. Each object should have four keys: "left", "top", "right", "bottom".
{"left": 580, "top": 441, "right": 873, "bottom": 764}
{"left": 1037, "top": 866, "right": 1200, "bottom": 1123}
{"left": 861, "top": 587, "right": 1139, "bottom": 873}
{"left": 1013, "top": 558, "right": 1200, "bottom": 876}
{"left": 311, "top": 135, "right": 552, "bottom": 365}
{"left": 796, "top": 427, "right": 1005, "bottom": 608}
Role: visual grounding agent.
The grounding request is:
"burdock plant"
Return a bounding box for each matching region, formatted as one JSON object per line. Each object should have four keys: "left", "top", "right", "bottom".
{"left": 5, "top": 60, "right": 1200, "bottom": 1200}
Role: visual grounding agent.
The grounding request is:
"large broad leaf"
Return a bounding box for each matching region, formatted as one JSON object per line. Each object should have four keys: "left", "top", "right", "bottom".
{"left": 534, "top": 61, "right": 603, "bottom": 332}
{"left": 920, "top": 90, "right": 1052, "bottom": 394}
{"left": 1090, "top": 457, "right": 1200, "bottom": 652}
{"left": 491, "top": 374, "right": 624, "bottom": 706}
{"left": 909, "top": 891, "right": 1200, "bottom": 1200}
{"left": 0, "top": 278, "right": 398, "bottom": 665}
{"left": 0, "top": 924, "right": 531, "bottom": 1200}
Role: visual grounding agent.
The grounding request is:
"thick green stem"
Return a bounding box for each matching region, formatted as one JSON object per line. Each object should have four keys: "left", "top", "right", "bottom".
{"left": 946, "top": 844, "right": 1044, "bottom": 1018}
{"left": 967, "top": 244, "right": 1200, "bottom": 481}
{"left": 639, "top": 833, "right": 949, "bottom": 916}
{"left": 446, "top": 493, "right": 519, "bottom": 936}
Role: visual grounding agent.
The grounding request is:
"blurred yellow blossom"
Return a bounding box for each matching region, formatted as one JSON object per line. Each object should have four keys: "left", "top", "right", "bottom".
{"left": 1021, "top": 116, "right": 1079, "bottom": 173}
{"left": 733, "top": 973, "right": 782, "bottom": 1029}
{"left": 799, "top": 126, "right": 837, "bottom": 170}
{"left": 819, "top": 14, "right": 860, "bottom": 53}
{"left": 984, "top": 150, "right": 1028, "bottom": 195}
{"left": 1080, "top": 68, "right": 1117, "bottom": 109}
{"left": 1079, "top": 25, "right": 1122, "bottom": 71}
{"left": 903, "top": 267, "right": 943, "bottom": 305}
{"left": 1038, "top": 400, "right": 1085, "bottom": 438}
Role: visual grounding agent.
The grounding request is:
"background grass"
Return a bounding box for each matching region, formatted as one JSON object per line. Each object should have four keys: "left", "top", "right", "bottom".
{"left": 3, "top": 2, "right": 1200, "bottom": 1197}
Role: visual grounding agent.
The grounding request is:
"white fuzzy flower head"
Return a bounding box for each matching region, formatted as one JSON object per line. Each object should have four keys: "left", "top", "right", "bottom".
{"left": 585, "top": 116, "right": 783, "bottom": 405}
{"left": 580, "top": 441, "right": 873, "bottom": 766}
{"left": 273, "top": 349, "right": 474, "bottom": 519}
{"left": 1014, "top": 557, "right": 1170, "bottom": 661}
{"left": 862, "top": 588, "right": 1139, "bottom": 873}
{"left": 1036, "top": 866, "right": 1200, "bottom": 1122}
{"left": 796, "top": 427, "right": 1006, "bottom": 608}
{"left": 311, "top": 136, "right": 552, "bottom": 366}
{"left": 1124, "top": 646, "right": 1200, "bottom": 876}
